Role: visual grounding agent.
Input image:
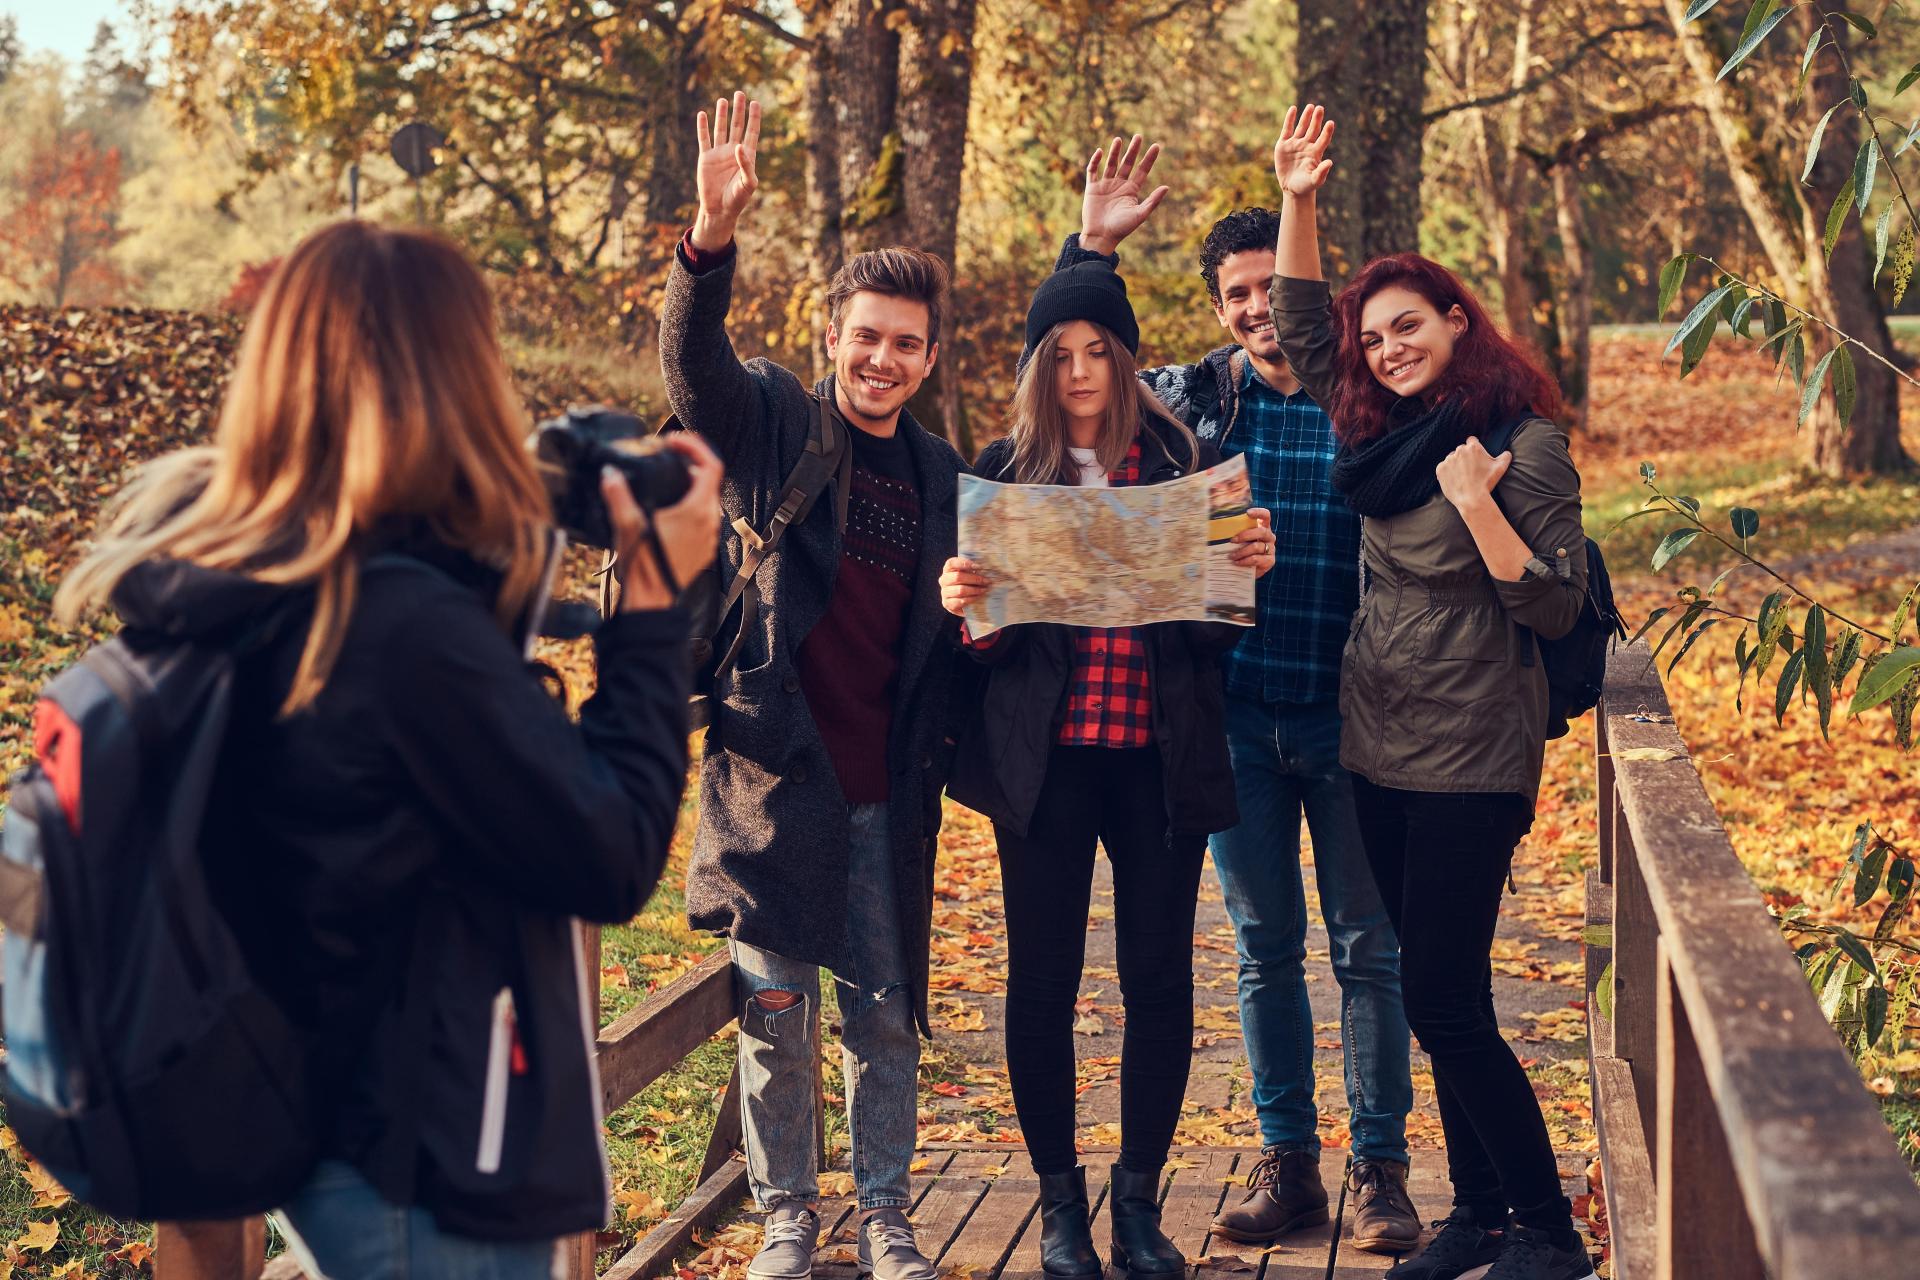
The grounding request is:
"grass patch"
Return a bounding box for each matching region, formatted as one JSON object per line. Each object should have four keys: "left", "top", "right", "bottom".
{"left": 1585, "top": 460, "right": 1920, "bottom": 586}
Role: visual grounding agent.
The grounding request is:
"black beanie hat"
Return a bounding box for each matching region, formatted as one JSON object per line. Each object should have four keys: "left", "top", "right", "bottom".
{"left": 1022, "top": 261, "right": 1140, "bottom": 367}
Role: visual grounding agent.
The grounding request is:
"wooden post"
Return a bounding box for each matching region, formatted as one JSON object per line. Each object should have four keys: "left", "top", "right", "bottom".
{"left": 561, "top": 922, "right": 605, "bottom": 1280}
{"left": 1613, "top": 816, "right": 1660, "bottom": 1149}
{"left": 155, "top": 1218, "right": 265, "bottom": 1280}
{"left": 815, "top": 1003, "right": 829, "bottom": 1168}
{"left": 701, "top": 1060, "right": 746, "bottom": 1183}
{"left": 1595, "top": 702, "right": 1615, "bottom": 884}
{"left": 1654, "top": 940, "right": 1765, "bottom": 1280}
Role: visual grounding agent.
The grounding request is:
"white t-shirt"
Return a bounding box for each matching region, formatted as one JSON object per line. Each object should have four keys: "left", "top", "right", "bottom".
{"left": 1067, "top": 446, "right": 1108, "bottom": 488}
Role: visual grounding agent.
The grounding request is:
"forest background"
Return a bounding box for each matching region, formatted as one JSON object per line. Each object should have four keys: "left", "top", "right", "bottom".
{"left": 3, "top": 0, "right": 1920, "bottom": 1276}
{"left": 0, "top": 0, "right": 1909, "bottom": 476}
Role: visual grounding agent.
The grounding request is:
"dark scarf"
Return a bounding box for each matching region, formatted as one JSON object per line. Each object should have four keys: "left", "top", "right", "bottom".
{"left": 1331, "top": 398, "right": 1475, "bottom": 517}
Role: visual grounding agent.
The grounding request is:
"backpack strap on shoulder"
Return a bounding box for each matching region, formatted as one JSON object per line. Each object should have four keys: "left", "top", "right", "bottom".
{"left": 707, "top": 391, "right": 852, "bottom": 684}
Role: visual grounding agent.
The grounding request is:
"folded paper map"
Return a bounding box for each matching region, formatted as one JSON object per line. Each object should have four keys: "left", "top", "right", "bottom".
{"left": 958, "top": 452, "right": 1257, "bottom": 637}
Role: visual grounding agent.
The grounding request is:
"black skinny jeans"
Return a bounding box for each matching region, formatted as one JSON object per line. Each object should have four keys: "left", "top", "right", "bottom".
{"left": 1351, "top": 776, "right": 1574, "bottom": 1233}
{"left": 994, "top": 746, "right": 1207, "bottom": 1176}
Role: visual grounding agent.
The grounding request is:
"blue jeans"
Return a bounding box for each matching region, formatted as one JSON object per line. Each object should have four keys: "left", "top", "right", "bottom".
{"left": 273, "top": 1160, "right": 558, "bottom": 1280}
{"left": 1208, "top": 696, "right": 1412, "bottom": 1163}
{"left": 732, "top": 802, "right": 919, "bottom": 1211}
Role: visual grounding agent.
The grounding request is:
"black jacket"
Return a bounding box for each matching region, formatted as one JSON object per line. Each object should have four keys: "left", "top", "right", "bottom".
{"left": 947, "top": 417, "right": 1242, "bottom": 838}
{"left": 658, "top": 243, "right": 967, "bottom": 1036}
{"left": 112, "top": 542, "right": 692, "bottom": 1241}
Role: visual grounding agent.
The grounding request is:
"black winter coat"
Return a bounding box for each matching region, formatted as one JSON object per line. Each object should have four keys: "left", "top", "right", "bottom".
{"left": 947, "top": 417, "right": 1242, "bottom": 838}
{"left": 111, "top": 543, "right": 692, "bottom": 1242}
{"left": 658, "top": 244, "right": 967, "bottom": 1036}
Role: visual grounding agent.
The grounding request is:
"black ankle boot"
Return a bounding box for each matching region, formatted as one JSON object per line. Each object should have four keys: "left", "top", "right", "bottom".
{"left": 1107, "top": 1164, "right": 1183, "bottom": 1279}
{"left": 1035, "top": 1167, "right": 1102, "bottom": 1279}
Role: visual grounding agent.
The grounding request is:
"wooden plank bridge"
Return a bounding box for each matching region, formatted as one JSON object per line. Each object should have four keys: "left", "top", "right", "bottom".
{"left": 49, "top": 641, "right": 1920, "bottom": 1278}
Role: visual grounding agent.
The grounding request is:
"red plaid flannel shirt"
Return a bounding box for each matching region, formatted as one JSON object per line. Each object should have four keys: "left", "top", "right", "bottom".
{"left": 964, "top": 437, "right": 1153, "bottom": 749}
{"left": 1058, "top": 438, "right": 1151, "bottom": 747}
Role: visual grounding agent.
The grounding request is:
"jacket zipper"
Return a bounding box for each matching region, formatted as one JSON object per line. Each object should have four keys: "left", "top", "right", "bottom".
{"left": 477, "top": 985, "right": 514, "bottom": 1174}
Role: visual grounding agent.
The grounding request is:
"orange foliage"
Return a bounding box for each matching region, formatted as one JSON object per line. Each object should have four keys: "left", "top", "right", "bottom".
{"left": 0, "top": 130, "right": 132, "bottom": 307}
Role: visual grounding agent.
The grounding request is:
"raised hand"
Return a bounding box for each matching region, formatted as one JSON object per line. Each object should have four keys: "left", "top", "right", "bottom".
{"left": 1080, "top": 134, "right": 1169, "bottom": 256}
{"left": 691, "top": 91, "right": 762, "bottom": 252}
{"left": 1272, "top": 104, "right": 1334, "bottom": 200}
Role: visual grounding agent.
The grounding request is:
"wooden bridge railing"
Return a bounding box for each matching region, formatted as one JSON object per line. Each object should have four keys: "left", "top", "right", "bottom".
{"left": 148, "top": 936, "right": 760, "bottom": 1280}
{"left": 1586, "top": 641, "right": 1920, "bottom": 1279}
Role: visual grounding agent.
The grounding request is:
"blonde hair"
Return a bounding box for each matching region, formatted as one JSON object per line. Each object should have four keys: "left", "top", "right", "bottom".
{"left": 56, "top": 220, "right": 553, "bottom": 714}
{"left": 1008, "top": 321, "right": 1199, "bottom": 485}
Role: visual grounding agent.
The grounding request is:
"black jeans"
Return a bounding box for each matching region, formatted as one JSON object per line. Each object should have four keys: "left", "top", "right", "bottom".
{"left": 994, "top": 746, "right": 1207, "bottom": 1176}
{"left": 1352, "top": 776, "right": 1573, "bottom": 1233}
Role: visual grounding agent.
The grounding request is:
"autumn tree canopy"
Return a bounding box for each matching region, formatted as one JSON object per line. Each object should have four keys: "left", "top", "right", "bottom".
{"left": 0, "top": 129, "right": 131, "bottom": 308}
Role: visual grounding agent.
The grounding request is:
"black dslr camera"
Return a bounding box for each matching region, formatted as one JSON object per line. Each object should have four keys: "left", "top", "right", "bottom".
{"left": 531, "top": 407, "right": 692, "bottom": 550}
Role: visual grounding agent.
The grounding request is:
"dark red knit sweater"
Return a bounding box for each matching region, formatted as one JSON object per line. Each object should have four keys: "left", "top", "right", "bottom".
{"left": 795, "top": 424, "right": 921, "bottom": 804}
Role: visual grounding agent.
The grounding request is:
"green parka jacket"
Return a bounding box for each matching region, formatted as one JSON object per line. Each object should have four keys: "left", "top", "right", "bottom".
{"left": 1270, "top": 276, "right": 1588, "bottom": 804}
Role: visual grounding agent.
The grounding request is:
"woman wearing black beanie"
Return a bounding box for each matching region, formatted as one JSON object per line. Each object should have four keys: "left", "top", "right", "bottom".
{"left": 940, "top": 228, "right": 1277, "bottom": 1280}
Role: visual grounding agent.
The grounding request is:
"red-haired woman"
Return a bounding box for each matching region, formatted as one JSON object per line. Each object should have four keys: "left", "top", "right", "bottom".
{"left": 1265, "top": 106, "right": 1596, "bottom": 1280}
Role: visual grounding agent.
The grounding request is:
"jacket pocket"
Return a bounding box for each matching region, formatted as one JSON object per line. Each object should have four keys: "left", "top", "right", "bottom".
{"left": 1404, "top": 608, "right": 1511, "bottom": 742}
{"left": 1338, "top": 610, "right": 1368, "bottom": 722}
{"left": 476, "top": 986, "right": 514, "bottom": 1174}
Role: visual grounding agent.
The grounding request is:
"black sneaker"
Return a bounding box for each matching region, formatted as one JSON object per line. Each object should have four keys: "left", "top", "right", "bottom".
{"left": 1483, "top": 1224, "right": 1597, "bottom": 1280}
{"left": 1384, "top": 1207, "right": 1505, "bottom": 1280}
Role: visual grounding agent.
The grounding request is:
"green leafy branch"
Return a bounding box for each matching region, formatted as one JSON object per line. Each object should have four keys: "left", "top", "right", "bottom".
{"left": 1668, "top": 3, "right": 1920, "bottom": 423}
{"left": 1777, "top": 821, "right": 1920, "bottom": 1053}
{"left": 1614, "top": 466, "right": 1919, "bottom": 744}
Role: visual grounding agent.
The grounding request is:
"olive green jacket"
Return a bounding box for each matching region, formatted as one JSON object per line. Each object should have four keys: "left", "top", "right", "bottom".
{"left": 1270, "top": 276, "right": 1588, "bottom": 803}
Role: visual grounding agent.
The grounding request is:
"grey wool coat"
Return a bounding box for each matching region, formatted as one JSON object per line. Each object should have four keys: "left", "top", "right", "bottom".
{"left": 659, "top": 243, "right": 967, "bottom": 1034}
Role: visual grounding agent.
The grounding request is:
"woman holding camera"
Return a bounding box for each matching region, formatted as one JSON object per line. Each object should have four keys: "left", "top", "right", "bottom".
{"left": 1265, "top": 106, "right": 1594, "bottom": 1280}
{"left": 56, "top": 220, "right": 722, "bottom": 1279}
{"left": 939, "top": 262, "right": 1275, "bottom": 1280}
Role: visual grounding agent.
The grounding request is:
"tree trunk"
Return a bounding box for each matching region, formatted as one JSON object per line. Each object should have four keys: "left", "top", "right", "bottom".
{"left": 802, "top": 0, "right": 975, "bottom": 443}
{"left": 1798, "top": 12, "right": 1908, "bottom": 475}
{"left": 1297, "top": 0, "right": 1429, "bottom": 288}
{"left": 1665, "top": 0, "right": 1910, "bottom": 475}
{"left": 1550, "top": 163, "right": 1593, "bottom": 428}
{"left": 830, "top": 0, "right": 907, "bottom": 256}
{"left": 899, "top": 0, "right": 977, "bottom": 455}
{"left": 804, "top": 13, "right": 845, "bottom": 380}
{"left": 637, "top": 10, "right": 708, "bottom": 233}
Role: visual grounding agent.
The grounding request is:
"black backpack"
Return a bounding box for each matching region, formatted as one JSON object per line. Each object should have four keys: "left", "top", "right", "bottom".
{"left": 601, "top": 392, "right": 851, "bottom": 729}
{"left": 0, "top": 612, "right": 315, "bottom": 1219}
{"left": 1482, "top": 418, "right": 1627, "bottom": 740}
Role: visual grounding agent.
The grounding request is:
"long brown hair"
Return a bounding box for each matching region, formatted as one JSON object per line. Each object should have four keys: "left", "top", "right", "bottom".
{"left": 1008, "top": 321, "right": 1199, "bottom": 484}
{"left": 56, "top": 220, "right": 553, "bottom": 714}
{"left": 1329, "top": 253, "right": 1563, "bottom": 445}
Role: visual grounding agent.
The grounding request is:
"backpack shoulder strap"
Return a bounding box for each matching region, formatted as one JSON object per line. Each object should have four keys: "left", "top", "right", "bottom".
{"left": 723, "top": 391, "right": 851, "bottom": 611}
{"left": 1479, "top": 415, "right": 1530, "bottom": 459}
{"left": 702, "top": 392, "right": 853, "bottom": 684}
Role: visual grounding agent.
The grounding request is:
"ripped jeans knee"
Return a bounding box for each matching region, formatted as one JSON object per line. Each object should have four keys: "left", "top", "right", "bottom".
{"left": 741, "top": 985, "right": 812, "bottom": 1045}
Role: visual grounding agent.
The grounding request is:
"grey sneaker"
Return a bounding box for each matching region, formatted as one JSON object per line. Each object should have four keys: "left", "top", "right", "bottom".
{"left": 858, "top": 1208, "right": 939, "bottom": 1280}
{"left": 748, "top": 1200, "right": 821, "bottom": 1280}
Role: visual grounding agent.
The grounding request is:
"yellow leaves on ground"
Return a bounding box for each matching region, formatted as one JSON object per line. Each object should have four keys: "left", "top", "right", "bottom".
{"left": 19, "top": 1160, "right": 71, "bottom": 1211}
{"left": 1518, "top": 1007, "right": 1590, "bottom": 1044}
{"left": 0, "top": 1127, "right": 72, "bottom": 1211}
{"left": 817, "top": 1172, "right": 856, "bottom": 1197}
{"left": 616, "top": 1187, "right": 668, "bottom": 1224}
{"left": 13, "top": 1221, "right": 56, "bottom": 1255}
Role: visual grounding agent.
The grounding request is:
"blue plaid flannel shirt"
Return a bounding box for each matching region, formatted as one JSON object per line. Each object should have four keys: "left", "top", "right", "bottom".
{"left": 1213, "top": 360, "right": 1359, "bottom": 704}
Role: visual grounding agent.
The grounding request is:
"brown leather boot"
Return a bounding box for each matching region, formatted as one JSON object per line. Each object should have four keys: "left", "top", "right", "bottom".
{"left": 1210, "top": 1146, "right": 1328, "bottom": 1243}
{"left": 1347, "top": 1159, "right": 1421, "bottom": 1255}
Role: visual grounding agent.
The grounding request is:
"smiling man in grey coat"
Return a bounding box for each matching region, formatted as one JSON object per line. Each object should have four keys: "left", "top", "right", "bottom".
{"left": 658, "top": 92, "right": 966, "bottom": 1280}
